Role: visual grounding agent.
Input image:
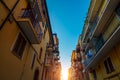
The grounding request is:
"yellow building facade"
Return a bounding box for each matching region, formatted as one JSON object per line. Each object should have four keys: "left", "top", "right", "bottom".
{"left": 42, "top": 33, "right": 61, "bottom": 80}
{"left": 81, "top": 0, "right": 120, "bottom": 80}
{"left": 0, "top": 0, "right": 55, "bottom": 80}
{"left": 69, "top": 49, "right": 83, "bottom": 80}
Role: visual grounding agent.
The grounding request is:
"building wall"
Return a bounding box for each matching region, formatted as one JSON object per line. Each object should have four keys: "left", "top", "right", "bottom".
{"left": 103, "top": 43, "right": 120, "bottom": 80}
{"left": 4, "top": 0, "right": 17, "bottom": 9}
{"left": 0, "top": 10, "right": 42, "bottom": 80}
{"left": 81, "top": 0, "right": 120, "bottom": 80}
{"left": 68, "top": 67, "right": 71, "bottom": 80}
{"left": 0, "top": 2, "right": 8, "bottom": 26}
{"left": 0, "top": 0, "right": 53, "bottom": 80}
{"left": 14, "top": 0, "right": 27, "bottom": 19}
{"left": 54, "top": 62, "right": 61, "bottom": 80}
{"left": 38, "top": 29, "right": 50, "bottom": 80}
{"left": 98, "top": 0, "right": 108, "bottom": 18}
{"left": 0, "top": 13, "right": 30, "bottom": 80}
{"left": 21, "top": 46, "right": 42, "bottom": 80}
{"left": 89, "top": 42, "right": 120, "bottom": 80}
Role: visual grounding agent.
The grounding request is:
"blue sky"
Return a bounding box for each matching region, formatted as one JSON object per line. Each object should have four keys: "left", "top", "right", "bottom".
{"left": 46, "top": 0, "right": 90, "bottom": 79}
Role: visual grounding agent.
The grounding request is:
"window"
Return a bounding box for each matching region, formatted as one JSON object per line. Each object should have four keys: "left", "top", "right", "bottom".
{"left": 31, "top": 53, "right": 36, "bottom": 69}
{"left": 43, "top": 30, "right": 46, "bottom": 39}
{"left": 116, "top": 4, "right": 120, "bottom": 17}
{"left": 34, "top": 68, "right": 39, "bottom": 80}
{"left": 39, "top": 48, "right": 43, "bottom": 60}
{"left": 104, "top": 57, "right": 115, "bottom": 74}
{"left": 43, "top": 23, "right": 48, "bottom": 39}
{"left": 93, "top": 70, "right": 97, "bottom": 80}
{"left": 12, "top": 33, "right": 26, "bottom": 59}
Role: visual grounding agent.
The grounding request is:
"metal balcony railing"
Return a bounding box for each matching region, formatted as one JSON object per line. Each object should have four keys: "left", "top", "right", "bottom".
{"left": 54, "top": 56, "right": 60, "bottom": 61}
{"left": 23, "top": 9, "right": 43, "bottom": 40}
{"left": 94, "top": 35, "right": 105, "bottom": 52}
{"left": 89, "top": 15, "right": 99, "bottom": 38}
{"left": 46, "top": 43, "right": 53, "bottom": 52}
{"left": 17, "top": 8, "right": 43, "bottom": 43}
{"left": 45, "top": 59, "right": 53, "bottom": 67}
{"left": 84, "top": 25, "right": 120, "bottom": 70}
{"left": 21, "top": 9, "right": 37, "bottom": 28}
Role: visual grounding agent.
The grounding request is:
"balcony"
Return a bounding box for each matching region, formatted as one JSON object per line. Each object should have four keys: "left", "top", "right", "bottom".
{"left": 76, "top": 45, "right": 81, "bottom": 53}
{"left": 88, "top": 0, "right": 102, "bottom": 22}
{"left": 78, "top": 62, "right": 83, "bottom": 70}
{"left": 98, "top": 0, "right": 108, "bottom": 18}
{"left": 84, "top": 3, "right": 120, "bottom": 71}
{"left": 83, "top": 50, "right": 95, "bottom": 66}
{"left": 17, "top": 9, "right": 42, "bottom": 44}
{"left": 85, "top": 39, "right": 95, "bottom": 55}
{"left": 53, "top": 50, "right": 59, "bottom": 57}
{"left": 77, "top": 53, "right": 82, "bottom": 61}
{"left": 103, "top": 15, "right": 120, "bottom": 41}
{"left": 84, "top": 56, "right": 93, "bottom": 67}
{"left": 91, "top": 0, "right": 120, "bottom": 37}
{"left": 84, "top": 25, "right": 120, "bottom": 71}
{"left": 46, "top": 43, "right": 53, "bottom": 52}
{"left": 94, "top": 35, "right": 105, "bottom": 52}
{"left": 45, "top": 55, "right": 53, "bottom": 67}
{"left": 54, "top": 56, "right": 60, "bottom": 61}
{"left": 53, "top": 46, "right": 59, "bottom": 53}
{"left": 27, "top": 0, "right": 42, "bottom": 21}
{"left": 45, "top": 59, "right": 53, "bottom": 67}
{"left": 53, "top": 49, "right": 59, "bottom": 54}
{"left": 89, "top": 15, "right": 99, "bottom": 39}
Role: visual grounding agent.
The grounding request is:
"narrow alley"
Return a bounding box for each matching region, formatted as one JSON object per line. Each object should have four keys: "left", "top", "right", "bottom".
{"left": 0, "top": 0, "right": 120, "bottom": 80}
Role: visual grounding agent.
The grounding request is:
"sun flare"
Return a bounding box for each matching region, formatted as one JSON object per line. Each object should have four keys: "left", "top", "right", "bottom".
{"left": 61, "top": 69, "right": 68, "bottom": 80}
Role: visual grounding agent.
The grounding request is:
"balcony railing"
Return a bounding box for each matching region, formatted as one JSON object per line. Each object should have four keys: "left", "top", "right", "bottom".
{"left": 84, "top": 58, "right": 92, "bottom": 67}
{"left": 46, "top": 43, "right": 53, "bottom": 52}
{"left": 45, "top": 53, "right": 54, "bottom": 67}
{"left": 91, "top": 0, "right": 120, "bottom": 38}
{"left": 53, "top": 49, "right": 59, "bottom": 53}
{"left": 17, "top": 8, "right": 43, "bottom": 44}
{"left": 53, "top": 50, "right": 59, "bottom": 57}
{"left": 45, "top": 58, "right": 53, "bottom": 67}
{"left": 98, "top": 0, "right": 108, "bottom": 18}
{"left": 103, "top": 14, "right": 120, "bottom": 41}
{"left": 54, "top": 56, "right": 60, "bottom": 61}
{"left": 94, "top": 35, "right": 105, "bottom": 52}
{"left": 84, "top": 25, "right": 120, "bottom": 69}
{"left": 76, "top": 45, "right": 83, "bottom": 53}
{"left": 22, "top": 9, "right": 37, "bottom": 28}
{"left": 88, "top": 0, "right": 102, "bottom": 22}
{"left": 84, "top": 17, "right": 120, "bottom": 71}
{"left": 89, "top": 15, "right": 99, "bottom": 39}
{"left": 94, "top": 14, "right": 120, "bottom": 52}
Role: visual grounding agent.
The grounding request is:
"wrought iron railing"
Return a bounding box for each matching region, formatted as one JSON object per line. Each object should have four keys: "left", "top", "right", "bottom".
{"left": 21, "top": 8, "right": 43, "bottom": 41}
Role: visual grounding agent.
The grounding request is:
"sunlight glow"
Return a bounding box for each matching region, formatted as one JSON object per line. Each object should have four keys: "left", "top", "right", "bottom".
{"left": 61, "top": 69, "right": 68, "bottom": 80}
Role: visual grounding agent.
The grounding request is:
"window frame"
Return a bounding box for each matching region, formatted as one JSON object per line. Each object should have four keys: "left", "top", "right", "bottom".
{"left": 93, "top": 70, "right": 97, "bottom": 80}
{"left": 104, "top": 57, "right": 115, "bottom": 74}
{"left": 11, "top": 32, "right": 26, "bottom": 59}
{"left": 31, "top": 53, "right": 36, "bottom": 69}
{"left": 39, "top": 48, "right": 43, "bottom": 60}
